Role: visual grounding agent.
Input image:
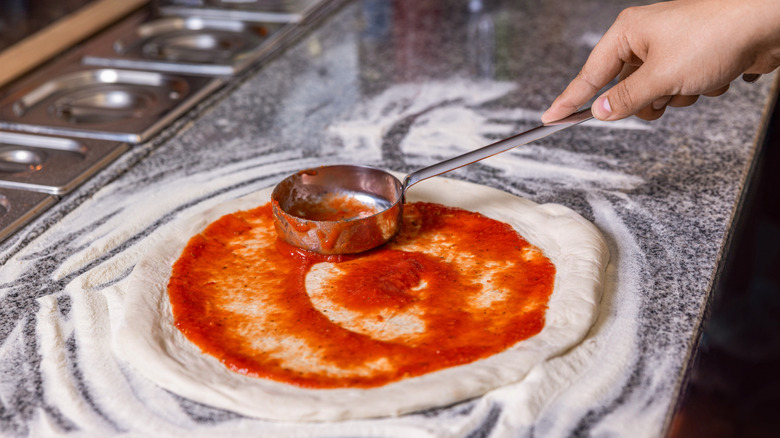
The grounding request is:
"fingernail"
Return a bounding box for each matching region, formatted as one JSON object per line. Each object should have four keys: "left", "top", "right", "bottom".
{"left": 596, "top": 96, "right": 611, "bottom": 118}
{"left": 652, "top": 96, "right": 671, "bottom": 111}
{"left": 742, "top": 73, "right": 761, "bottom": 83}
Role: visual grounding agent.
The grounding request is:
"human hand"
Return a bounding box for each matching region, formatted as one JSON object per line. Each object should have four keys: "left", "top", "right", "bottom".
{"left": 541, "top": 0, "right": 780, "bottom": 123}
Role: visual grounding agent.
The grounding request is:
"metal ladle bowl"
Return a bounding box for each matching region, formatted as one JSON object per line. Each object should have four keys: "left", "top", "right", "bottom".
{"left": 272, "top": 108, "right": 592, "bottom": 254}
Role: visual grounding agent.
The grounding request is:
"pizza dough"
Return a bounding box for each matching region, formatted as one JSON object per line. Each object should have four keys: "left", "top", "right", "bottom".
{"left": 117, "top": 176, "right": 609, "bottom": 421}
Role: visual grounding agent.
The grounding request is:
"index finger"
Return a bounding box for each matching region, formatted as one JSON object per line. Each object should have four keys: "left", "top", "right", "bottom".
{"left": 541, "top": 25, "right": 628, "bottom": 123}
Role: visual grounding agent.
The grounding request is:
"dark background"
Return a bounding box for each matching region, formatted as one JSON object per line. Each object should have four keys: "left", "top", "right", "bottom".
{"left": 670, "top": 96, "right": 780, "bottom": 437}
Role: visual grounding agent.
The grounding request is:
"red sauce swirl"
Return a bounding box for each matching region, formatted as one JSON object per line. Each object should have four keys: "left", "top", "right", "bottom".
{"left": 168, "top": 202, "right": 555, "bottom": 388}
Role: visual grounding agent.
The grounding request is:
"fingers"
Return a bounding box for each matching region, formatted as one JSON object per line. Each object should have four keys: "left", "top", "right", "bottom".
{"left": 668, "top": 94, "right": 699, "bottom": 108}
{"left": 633, "top": 94, "right": 700, "bottom": 121}
{"left": 634, "top": 97, "right": 668, "bottom": 121}
{"left": 704, "top": 84, "right": 730, "bottom": 97}
{"left": 618, "top": 63, "right": 638, "bottom": 82}
{"left": 540, "top": 82, "right": 593, "bottom": 124}
{"left": 542, "top": 0, "right": 769, "bottom": 124}
{"left": 541, "top": 24, "right": 629, "bottom": 123}
{"left": 561, "top": 58, "right": 737, "bottom": 122}
{"left": 541, "top": 67, "right": 609, "bottom": 123}
{"left": 592, "top": 64, "right": 659, "bottom": 120}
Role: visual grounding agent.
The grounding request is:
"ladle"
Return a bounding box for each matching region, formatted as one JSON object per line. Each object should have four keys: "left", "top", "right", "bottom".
{"left": 271, "top": 107, "right": 592, "bottom": 254}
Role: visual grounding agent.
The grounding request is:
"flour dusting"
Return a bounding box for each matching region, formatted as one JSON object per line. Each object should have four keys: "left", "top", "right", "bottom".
{"left": 0, "top": 76, "right": 660, "bottom": 437}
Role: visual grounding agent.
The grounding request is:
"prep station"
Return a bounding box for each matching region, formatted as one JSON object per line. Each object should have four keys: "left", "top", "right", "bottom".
{"left": 0, "top": 0, "right": 776, "bottom": 436}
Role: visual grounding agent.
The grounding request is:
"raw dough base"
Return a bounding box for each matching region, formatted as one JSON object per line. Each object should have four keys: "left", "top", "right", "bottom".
{"left": 118, "top": 176, "right": 609, "bottom": 421}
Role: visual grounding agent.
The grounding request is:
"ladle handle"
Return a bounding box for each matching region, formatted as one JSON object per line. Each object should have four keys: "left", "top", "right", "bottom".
{"left": 402, "top": 107, "right": 593, "bottom": 192}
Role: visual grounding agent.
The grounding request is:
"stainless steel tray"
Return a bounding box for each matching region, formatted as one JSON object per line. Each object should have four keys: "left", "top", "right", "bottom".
{"left": 83, "top": 13, "right": 288, "bottom": 76}
{"left": 0, "top": 64, "right": 222, "bottom": 143}
{"left": 158, "top": 0, "right": 329, "bottom": 23}
{"left": 0, "top": 131, "right": 129, "bottom": 195}
{"left": 0, "top": 187, "right": 56, "bottom": 243}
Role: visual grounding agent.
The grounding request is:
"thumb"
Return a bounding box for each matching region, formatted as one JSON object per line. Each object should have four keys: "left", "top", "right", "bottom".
{"left": 594, "top": 65, "right": 667, "bottom": 120}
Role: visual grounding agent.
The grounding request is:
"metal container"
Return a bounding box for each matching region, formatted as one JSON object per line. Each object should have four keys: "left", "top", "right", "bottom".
{"left": 0, "top": 64, "right": 221, "bottom": 143}
{"left": 158, "top": 0, "right": 329, "bottom": 23}
{"left": 0, "top": 187, "right": 56, "bottom": 243}
{"left": 272, "top": 165, "right": 403, "bottom": 254}
{"left": 83, "top": 12, "right": 288, "bottom": 76}
{"left": 0, "top": 131, "right": 129, "bottom": 194}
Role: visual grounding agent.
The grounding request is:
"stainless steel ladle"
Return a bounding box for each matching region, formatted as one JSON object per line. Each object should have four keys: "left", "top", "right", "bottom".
{"left": 271, "top": 108, "right": 592, "bottom": 254}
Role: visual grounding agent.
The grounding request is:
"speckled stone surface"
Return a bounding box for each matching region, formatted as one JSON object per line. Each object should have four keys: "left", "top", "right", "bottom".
{"left": 0, "top": 0, "right": 776, "bottom": 436}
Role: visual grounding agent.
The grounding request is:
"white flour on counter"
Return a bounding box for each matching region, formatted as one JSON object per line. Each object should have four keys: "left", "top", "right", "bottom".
{"left": 326, "top": 79, "right": 517, "bottom": 160}
{"left": 1, "top": 76, "right": 671, "bottom": 438}
{"left": 326, "top": 79, "right": 647, "bottom": 195}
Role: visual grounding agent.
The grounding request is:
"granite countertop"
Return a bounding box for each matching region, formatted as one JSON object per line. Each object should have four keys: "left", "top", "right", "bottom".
{"left": 0, "top": 0, "right": 776, "bottom": 436}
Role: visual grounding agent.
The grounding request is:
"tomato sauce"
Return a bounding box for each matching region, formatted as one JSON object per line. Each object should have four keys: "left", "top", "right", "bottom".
{"left": 167, "top": 202, "right": 556, "bottom": 389}
{"left": 285, "top": 193, "right": 382, "bottom": 222}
